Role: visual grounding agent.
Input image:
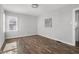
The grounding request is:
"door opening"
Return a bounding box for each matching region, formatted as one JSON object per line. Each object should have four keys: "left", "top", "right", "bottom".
{"left": 75, "top": 10, "right": 79, "bottom": 47}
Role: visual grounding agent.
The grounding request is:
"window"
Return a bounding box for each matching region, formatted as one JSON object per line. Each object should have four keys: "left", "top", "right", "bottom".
{"left": 7, "top": 16, "right": 18, "bottom": 31}
{"left": 45, "top": 17, "right": 52, "bottom": 28}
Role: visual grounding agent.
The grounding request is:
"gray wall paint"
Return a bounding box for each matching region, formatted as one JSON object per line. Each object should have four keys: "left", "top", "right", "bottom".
{"left": 5, "top": 11, "right": 38, "bottom": 39}
{"left": 4, "top": 4, "right": 79, "bottom": 46}
{"left": 38, "top": 5, "right": 79, "bottom": 46}
{"left": 0, "top": 5, "right": 5, "bottom": 49}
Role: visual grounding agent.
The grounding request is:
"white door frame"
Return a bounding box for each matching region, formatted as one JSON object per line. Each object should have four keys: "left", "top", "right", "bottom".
{"left": 73, "top": 8, "right": 79, "bottom": 46}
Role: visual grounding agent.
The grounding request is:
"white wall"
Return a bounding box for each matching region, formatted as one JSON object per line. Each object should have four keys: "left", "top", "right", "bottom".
{"left": 5, "top": 4, "right": 79, "bottom": 46}
{"left": 5, "top": 11, "right": 38, "bottom": 39}
{"left": 38, "top": 4, "right": 79, "bottom": 46}
{"left": 0, "top": 5, "right": 5, "bottom": 49}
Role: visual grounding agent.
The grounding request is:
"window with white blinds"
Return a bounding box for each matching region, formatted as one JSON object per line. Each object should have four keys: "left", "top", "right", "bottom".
{"left": 7, "top": 16, "right": 18, "bottom": 31}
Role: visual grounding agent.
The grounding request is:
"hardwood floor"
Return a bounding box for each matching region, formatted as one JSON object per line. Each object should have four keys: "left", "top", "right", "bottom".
{"left": 3, "top": 35, "right": 79, "bottom": 54}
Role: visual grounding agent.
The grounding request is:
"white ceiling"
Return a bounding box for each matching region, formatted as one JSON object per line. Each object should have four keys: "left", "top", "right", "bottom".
{"left": 2, "top": 4, "right": 68, "bottom": 16}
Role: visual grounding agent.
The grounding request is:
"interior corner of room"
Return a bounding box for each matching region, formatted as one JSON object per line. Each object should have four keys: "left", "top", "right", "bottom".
{"left": 0, "top": 4, "right": 79, "bottom": 54}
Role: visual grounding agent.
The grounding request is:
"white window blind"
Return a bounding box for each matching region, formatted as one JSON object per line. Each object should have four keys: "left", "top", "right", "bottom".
{"left": 7, "top": 16, "right": 18, "bottom": 31}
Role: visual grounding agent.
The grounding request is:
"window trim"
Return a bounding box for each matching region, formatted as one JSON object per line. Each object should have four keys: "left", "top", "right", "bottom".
{"left": 7, "top": 16, "right": 18, "bottom": 32}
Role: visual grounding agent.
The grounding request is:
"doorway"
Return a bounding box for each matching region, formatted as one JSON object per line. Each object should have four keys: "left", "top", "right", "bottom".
{"left": 74, "top": 9, "right": 79, "bottom": 47}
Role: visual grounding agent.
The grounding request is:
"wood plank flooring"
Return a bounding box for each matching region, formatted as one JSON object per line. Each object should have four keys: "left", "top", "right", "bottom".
{"left": 4, "top": 35, "right": 79, "bottom": 54}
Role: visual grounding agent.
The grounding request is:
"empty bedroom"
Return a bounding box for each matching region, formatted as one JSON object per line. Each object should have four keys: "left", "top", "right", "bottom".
{"left": 0, "top": 4, "right": 79, "bottom": 54}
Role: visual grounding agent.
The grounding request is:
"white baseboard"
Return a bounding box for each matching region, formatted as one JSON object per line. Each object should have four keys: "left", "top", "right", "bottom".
{"left": 6, "top": 34, "right": 37, "bottom": 39}
{"left": 38, "top": 34, "right": 75, "bottom": 46}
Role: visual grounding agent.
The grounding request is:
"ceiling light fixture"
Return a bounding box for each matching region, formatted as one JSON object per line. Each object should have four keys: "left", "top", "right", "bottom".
{"left": 32, "top": 4, "right": 39, "bottom": 8}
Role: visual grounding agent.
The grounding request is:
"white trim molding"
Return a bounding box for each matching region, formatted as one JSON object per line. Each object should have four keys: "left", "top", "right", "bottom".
{"left": 72, "top": 8, "right": 79, "bottom": 46}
